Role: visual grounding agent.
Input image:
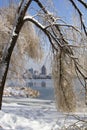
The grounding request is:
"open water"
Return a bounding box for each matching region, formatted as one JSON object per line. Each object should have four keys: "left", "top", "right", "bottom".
{"left": 28, "top": 79, "right": 55, "bottom": 100}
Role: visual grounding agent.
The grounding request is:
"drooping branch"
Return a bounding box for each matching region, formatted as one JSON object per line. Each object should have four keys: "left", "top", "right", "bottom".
{"left": 33, "top": 0, "right": 87, "bottom": 111}
{"left": 24, "top": 16, "right": 63, "bottom": 49}
{"left": 69, "top": 0, "right": 87, "bottom": 36}
{"left": 24, "top": 1, "right": 77, "bottom": 111}
{"left": 34, "top": 0, "right": 74, "bottom": 55}
{"left": 24, "top": 16, "right": 45, "bottom": 30}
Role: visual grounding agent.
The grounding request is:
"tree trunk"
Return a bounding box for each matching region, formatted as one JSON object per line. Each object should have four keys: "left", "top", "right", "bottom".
{"left": 0, "top": 34, "right": 20, "bottom": 109}
{"left": 0, "top": 0, "right": 32, "bottom": 109}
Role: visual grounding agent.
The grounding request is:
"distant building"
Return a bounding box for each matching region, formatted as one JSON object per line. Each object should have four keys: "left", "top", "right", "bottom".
{"left": 41, "top": 65, "right": 46, "bottom": 75}
{"left": 33, "top": 70, "right": 39, "bottom": 79}
{"left": 34, "top": 70, "right": 39, "bottom": 75}
{"left": 29, "top": 68, "right": 33, "bottom": 75}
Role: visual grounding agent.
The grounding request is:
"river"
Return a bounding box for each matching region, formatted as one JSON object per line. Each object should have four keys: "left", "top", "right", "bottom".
{"left": 6, "top": 78, "right": 85, "bottom": 101}
{"left": 27, "top": 79, "right": 55, "bottom": 100}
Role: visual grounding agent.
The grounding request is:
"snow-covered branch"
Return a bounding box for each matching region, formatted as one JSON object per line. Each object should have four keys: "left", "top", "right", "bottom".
{"left": 23, "top": 15, "right": 59, "bottom": 51}
{"left": 23, "top": 16, "right": 45, "bottom": 30}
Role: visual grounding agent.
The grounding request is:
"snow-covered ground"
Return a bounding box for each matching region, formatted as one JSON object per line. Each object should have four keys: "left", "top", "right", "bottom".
{"left": 0, "top": 97, "right": 87, "bottom": 130}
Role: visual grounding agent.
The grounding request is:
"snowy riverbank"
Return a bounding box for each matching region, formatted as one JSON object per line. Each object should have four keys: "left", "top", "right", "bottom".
{"left": 0, "top": 97, "right": 87, "bottom": 130}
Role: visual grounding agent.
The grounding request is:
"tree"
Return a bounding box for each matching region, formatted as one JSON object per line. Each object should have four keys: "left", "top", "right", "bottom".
{"left": 0, "top": 0, "right": 32, "bottom": 109}
{"left": 0, "top": 5, "right": 42, "bottom": 86}
{"left": 0, "top": 0, "right": 87, "bottom": 112}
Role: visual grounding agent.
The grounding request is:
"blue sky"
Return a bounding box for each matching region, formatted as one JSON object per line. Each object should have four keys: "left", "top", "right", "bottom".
{"left": 0, "top": 0, "right": 9, "bottom": 7}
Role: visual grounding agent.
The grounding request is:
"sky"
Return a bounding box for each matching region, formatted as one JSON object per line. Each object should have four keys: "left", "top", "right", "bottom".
{"left": 0, "top": 0, "right": 73, "bottom": 22}
{"left": 0, "top": 0, "right": 87, "bottom": 73}
{"left": 0, "top": 0, "right": 86, "bottom": 21}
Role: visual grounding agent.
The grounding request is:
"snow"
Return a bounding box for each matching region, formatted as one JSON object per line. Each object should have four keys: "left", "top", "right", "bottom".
{"left": 1, "top": 98, "right": 58, "bottom": 130}
{"left": 0, "top": 97, "right": 86, "bottom": 130}
{"left": 3, "top": 86, "right": 40, "bottom": 98}
{"left": 24, "top": 15, "right": 45, "bottom": 29}
{"left": 12, "top": 27, "right": 17, "bottom": 37}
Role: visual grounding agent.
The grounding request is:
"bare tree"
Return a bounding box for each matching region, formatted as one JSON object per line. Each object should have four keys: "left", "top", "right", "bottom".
{"left": 0, "top": 0, "right": 87, "bottom": 112}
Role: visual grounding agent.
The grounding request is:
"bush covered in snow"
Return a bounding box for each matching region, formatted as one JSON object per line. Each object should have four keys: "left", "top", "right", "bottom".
{"left": 3, "top": 86, "right": 40, "bottom": 98}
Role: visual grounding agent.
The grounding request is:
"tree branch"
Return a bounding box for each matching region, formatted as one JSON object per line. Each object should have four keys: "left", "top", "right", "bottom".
{"left": 23, "top": 16, "right": 58, "bottom": 51}
{"left": 77, "top": 0, "right": 87, "bottom": 8}
{"left": 45, "top": 23, "right": 81, "bottom": 33}
{"left": 17, "top": 0, "right": 25, "bottom": 14}
{"left": 23, "top": 16, "right": 45, "bottom": 30}
{"left": 33, "top": 0, "right": 48, "bottom": 14}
